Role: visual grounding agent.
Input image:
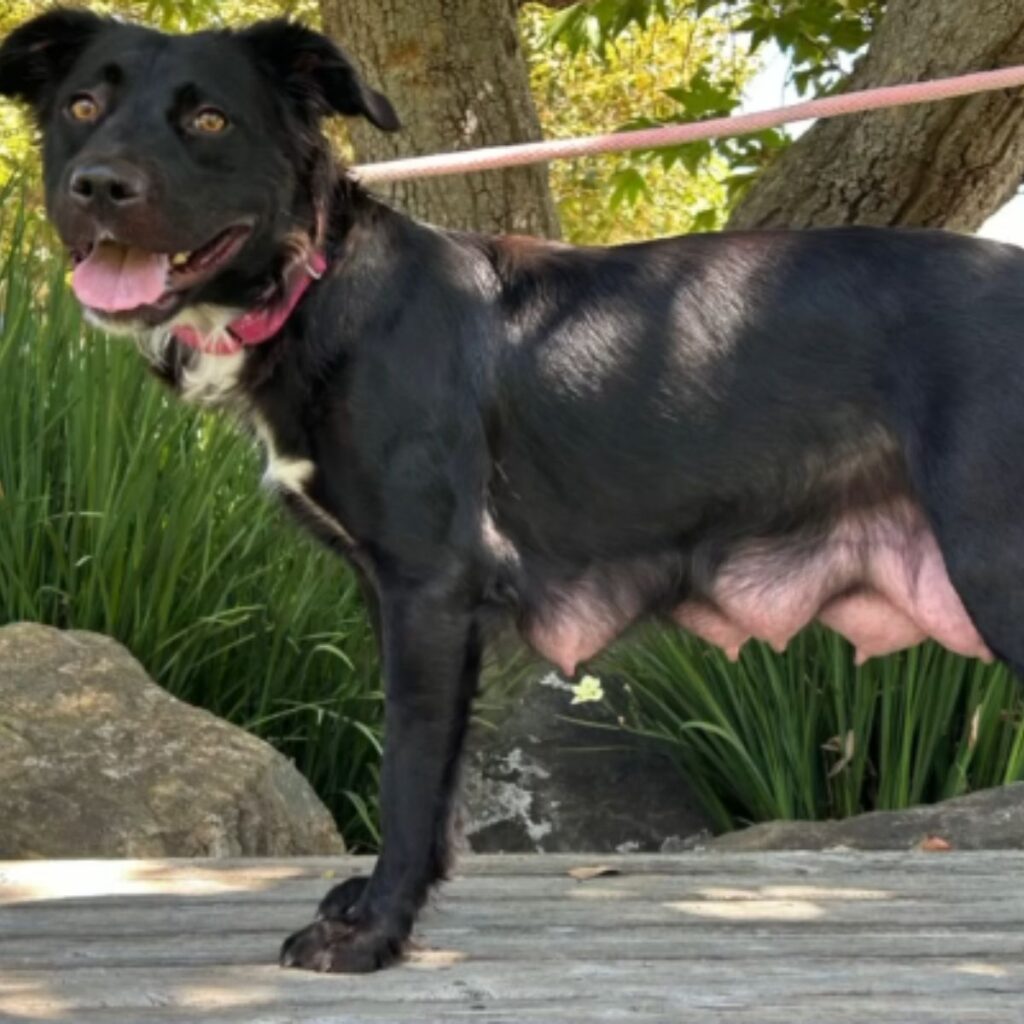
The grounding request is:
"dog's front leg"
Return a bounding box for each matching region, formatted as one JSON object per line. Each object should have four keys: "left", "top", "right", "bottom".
{"left": 280, "top": 580, "right": 480, "bottom": 973}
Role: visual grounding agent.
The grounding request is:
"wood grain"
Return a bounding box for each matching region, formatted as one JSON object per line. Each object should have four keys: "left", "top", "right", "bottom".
{"left": 1, "top": 852, "right": 1021, "bottom": 1022}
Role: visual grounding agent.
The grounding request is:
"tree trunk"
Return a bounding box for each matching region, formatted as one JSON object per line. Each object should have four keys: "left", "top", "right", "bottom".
{"left": 320, "top": 0, "right": 560, "bottom": 237}
{"left": 728, "top": 0, "right": 1024, "bottom": 231}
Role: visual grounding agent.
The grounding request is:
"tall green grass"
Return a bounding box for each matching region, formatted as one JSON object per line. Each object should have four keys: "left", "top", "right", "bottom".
{"left": 0, "top": 192, "right": 384, "bottom": 848}
{"left": 602, "top": 625, "right": 1024, "bottom": 833}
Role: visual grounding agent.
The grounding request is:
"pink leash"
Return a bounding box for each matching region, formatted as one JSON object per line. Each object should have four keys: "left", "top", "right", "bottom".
{"left": 177, "top": 65, "right": 1024, "bottom": 354}
{"left": 353, "top": 64, "right": 1024, "bottom": 185}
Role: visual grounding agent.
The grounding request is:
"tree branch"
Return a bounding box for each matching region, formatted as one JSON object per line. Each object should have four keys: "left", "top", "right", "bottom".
{"left": 728, "top": 0, "right": 1024, "bottom": 231}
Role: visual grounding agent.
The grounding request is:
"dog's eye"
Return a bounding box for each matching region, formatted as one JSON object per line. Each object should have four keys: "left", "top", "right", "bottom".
{"left": 68, "top": 95, "right": 101, "bottom": 123}
{"left": 191, "top": 108, "right": 229, "bottom": 135}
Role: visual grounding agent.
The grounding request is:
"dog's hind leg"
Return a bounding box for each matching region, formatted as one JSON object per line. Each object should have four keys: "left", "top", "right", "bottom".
{"left": 280, "top": 578, "right": 482, "bottom": 972}
{"left": 930, "top": 520, "right": 1024, "bottom": 679}
{"left": 906, "top": 396, "right": 1024, "bottom": 678}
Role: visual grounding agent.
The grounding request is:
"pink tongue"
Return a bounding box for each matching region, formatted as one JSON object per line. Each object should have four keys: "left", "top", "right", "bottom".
{"left": 72, "top": 243, "right": 170, "bottom": 311}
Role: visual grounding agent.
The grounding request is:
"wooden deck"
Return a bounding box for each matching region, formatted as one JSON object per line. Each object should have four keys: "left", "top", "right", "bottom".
{"left": 1, "top": 852, "right": 1023, "bottom": 1022}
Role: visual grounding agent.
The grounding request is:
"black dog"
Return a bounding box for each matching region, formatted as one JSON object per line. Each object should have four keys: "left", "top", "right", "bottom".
{"left": 2, "top": 9, "right": 1020, "bottom": 972}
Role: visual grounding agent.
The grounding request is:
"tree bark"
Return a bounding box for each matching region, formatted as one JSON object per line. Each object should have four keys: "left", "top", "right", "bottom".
{"left": 320, "top": 0, "right": 560, "bottom": 237}
{"left": 728, "top": 0, "right": 1024, "bottom": 231}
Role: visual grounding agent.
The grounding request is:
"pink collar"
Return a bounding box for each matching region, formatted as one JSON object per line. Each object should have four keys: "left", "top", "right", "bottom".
{"left": 172, "top": 251, "right": 328, "bottom": 356}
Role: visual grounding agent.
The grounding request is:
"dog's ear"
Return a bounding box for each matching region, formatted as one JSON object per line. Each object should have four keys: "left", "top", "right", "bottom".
{"left": 0, "top": 9, "right": 106, "bottom": 112}
{"left": 239, "top": 20, "right": 400, "bottom": 132}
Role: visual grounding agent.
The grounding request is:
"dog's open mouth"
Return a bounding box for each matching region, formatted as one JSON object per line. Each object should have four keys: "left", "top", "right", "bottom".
{"left": 69, "top": 223, "right": 253, "bottom": 316}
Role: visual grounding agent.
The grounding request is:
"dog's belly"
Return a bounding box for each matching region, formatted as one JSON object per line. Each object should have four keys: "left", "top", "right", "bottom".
{"left": 525, "top": 501, "right": 992, "bottom": 675}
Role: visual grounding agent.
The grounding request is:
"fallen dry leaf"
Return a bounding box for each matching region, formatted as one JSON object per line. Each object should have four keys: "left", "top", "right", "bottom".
{"left": 824, "top": 730, "right": 856, "bottom": 779}
{"left": 917, "top": 835, "right": 953, "bottom": 852}
{"left": 568, "top": 865, "right": 622, "bottom": 881}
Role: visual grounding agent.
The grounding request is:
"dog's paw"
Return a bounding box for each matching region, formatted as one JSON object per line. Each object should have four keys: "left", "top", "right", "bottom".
{"left": 279, "top": 918, "right": 405, "bottom": 973}
{"left": 316, "top": 875, "right": 370, "bottom": 922}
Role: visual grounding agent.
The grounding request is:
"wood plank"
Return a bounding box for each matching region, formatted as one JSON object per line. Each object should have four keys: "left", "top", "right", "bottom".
{"left": 4, "top": 850, "right": 1023, "bottom": 892}
{"left": 3, "top": 929, "right": 1024, "bottom": 970}
{"left": 3, "top": 866, "right": 1017, "bottom": 905}
{"left": 4, "top": 874, "right": 1021, "bottom": 934}
{"left": 4, "top": 898, "right": 1023, "bottom": 940}
{"left": 2, "top": 855, "right": 1018, "bottom": 912}
{"left": 2, "top": 901, "right": 1024, "bottom": 954}
{"left": 1, "top": 853, "right": 1022, "bottom": 1022}
{"left": 1, "top": 958, "right": 1021, "bottom": 1011}
{"left": 0, "top": 997, "right": 1017, "bottom": 1024}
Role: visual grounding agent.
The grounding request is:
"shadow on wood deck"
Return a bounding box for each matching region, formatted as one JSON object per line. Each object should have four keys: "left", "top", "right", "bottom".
{"left": 1, "top": 852, "right": 1022, "bottom": 1022}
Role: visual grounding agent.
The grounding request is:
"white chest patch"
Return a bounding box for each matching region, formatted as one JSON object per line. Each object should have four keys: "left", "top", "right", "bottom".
{"left": 137, "top": 303, "right": 247, "bottom": 406}
{"left": 178, "top": 348, "right": 246, "bottom": 406}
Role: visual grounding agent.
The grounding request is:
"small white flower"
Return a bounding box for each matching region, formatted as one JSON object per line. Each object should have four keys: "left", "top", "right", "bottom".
{"left": 570, "top": 674, "right": 605, "bottom": 705}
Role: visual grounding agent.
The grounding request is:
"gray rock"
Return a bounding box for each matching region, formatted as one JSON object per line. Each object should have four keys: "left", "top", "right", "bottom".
{"left": 0, "top": 623, "right": 344, "bottom": 858}
{"left": 461, "top": 673, "right": 712, "bottom": 852}
{"left": 705, "top": 783, "right": 1024, "bottom": 851}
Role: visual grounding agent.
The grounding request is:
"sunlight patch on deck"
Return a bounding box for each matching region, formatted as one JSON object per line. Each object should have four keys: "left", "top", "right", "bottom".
{"left": 177, "top": 983, "right": 280, "bottom": 1009}
{"left": 667, "top": 897, "right": 826, "bottom": 921}
{"left": 666, "top": 883, "right": 891, "bottom": 921}
{"left": 953, "top": 962, "right": 1010, "bottom": 978}
{"left": 0, "top": 981, "right": 71, "bottom": 1021}
{"left": 407, "top": 948, "right": 470, "bottom": 968}
{"left": 699, "top": 885, "right": 892, "bottom": 901}
{"left": 0, "top": 859, "right": 308, "bottom": 903}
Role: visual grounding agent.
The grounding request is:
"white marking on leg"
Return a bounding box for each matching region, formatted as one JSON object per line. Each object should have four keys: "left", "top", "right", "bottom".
{"left": 265, "top": 455, "right": 316, "bottom": 492}
{"left": 252, "top": 414, "right": 355, "bottom": 546}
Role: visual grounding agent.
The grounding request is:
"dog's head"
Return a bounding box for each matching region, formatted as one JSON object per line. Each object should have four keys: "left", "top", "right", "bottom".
{"left": 0, "top": 10, "right": 398, "bottom": 333}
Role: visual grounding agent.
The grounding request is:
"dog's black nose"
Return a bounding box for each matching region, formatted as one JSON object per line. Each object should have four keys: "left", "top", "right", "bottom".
{"left": 69, "top": 161, "right": 148, "bottom": 209}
